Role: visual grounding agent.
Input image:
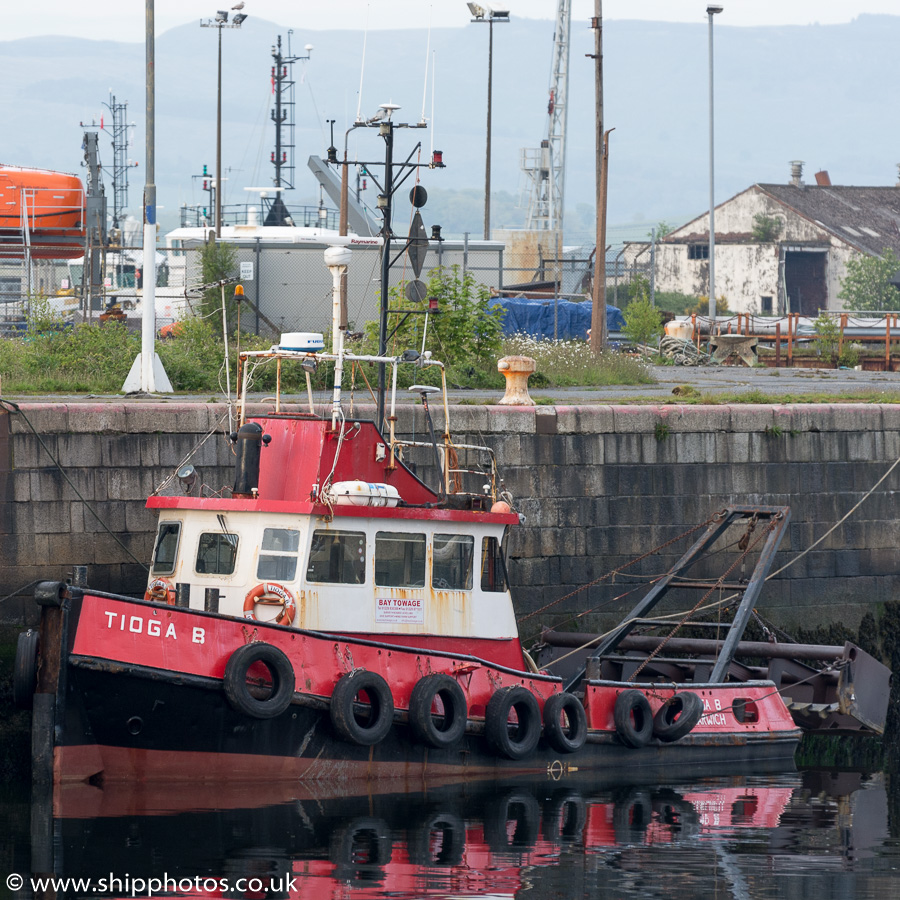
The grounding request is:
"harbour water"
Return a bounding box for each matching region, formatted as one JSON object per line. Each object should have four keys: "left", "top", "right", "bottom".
{"left": 3, "top": 768, "right": 898, "bottom": 899}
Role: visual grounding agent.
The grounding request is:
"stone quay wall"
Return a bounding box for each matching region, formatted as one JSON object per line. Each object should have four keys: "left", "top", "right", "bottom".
{"left": 1, "top": 401, "right": 898, "bottom": 634}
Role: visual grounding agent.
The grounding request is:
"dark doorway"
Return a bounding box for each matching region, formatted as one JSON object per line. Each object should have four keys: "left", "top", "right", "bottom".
{"left": 784, "top": 251, "right": 827, "bottom": 315}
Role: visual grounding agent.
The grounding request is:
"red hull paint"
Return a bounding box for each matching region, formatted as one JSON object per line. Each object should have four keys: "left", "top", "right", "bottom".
{"left": 70, "top": 593, "right": 545, "bottom": 716}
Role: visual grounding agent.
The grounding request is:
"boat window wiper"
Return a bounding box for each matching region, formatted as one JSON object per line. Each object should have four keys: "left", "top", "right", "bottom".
{"left": 217, "top": 514, "right": 236, "bottom": 546}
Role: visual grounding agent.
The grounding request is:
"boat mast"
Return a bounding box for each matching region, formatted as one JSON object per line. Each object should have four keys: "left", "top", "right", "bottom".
{"left": 271, "top": 34, "right": 312, "bottom": 192}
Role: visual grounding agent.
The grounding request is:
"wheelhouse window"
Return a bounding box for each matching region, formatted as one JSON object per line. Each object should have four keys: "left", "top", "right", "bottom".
{"left": 257, "top": 527, "right": 300, "bottom": 581}
{"left": 151, "top": 522, "right": 181, "bottom": 575}
{"left": 196, "top": 532, "right": 239, "bottom": 575}
{"left": 432, "top": 534, "right": 474, "bottom": 591}
{"left": 306, "top": 530, "right": 366, "bottom": 584}
{"left": 375, "top": 532, "right": 426, "bottom": 588}
{"left": 481, "top": 536, "right": 508, "bottom": 593}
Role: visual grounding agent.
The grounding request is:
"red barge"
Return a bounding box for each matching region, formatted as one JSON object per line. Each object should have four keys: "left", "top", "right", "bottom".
{"left": 16, "top": 329, "right": 890, "bottom": 787}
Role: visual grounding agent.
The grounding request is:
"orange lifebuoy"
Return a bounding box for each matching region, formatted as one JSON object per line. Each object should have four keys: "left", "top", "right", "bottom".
{"left": 243, "top": 582, "right": 296, "bottom": 626}
{"left": 144, "top": 577, "right": 176, "bottom": 605}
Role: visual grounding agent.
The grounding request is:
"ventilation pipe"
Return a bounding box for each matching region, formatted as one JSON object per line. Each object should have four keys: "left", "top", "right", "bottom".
{"left": 790, "top": 160, "right": 804, "bottom": 187}
{"left": 814, "top": 170, "right": 831, "bottom": 186}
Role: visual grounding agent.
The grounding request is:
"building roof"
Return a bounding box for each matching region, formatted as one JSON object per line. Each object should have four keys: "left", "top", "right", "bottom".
{"left": 757, "top": 184, "right": 900, "bottom": 257}
{"left": 666, "top": 181, "right": 900, "bottom": 258}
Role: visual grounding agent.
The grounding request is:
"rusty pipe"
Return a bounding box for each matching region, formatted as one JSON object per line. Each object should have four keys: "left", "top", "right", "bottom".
{"left": 539, "top": 628, "right": 846, "bottom": 662}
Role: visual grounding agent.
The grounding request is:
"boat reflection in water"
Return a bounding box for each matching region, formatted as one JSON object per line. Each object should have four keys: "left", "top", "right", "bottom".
{"left": 30, "top": 770, "right": 893, "bottom": 899}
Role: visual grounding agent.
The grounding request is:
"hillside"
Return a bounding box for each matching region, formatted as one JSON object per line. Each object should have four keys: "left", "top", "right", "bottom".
{"left": 2, "top": 14, "right": 899, "bottom": 239}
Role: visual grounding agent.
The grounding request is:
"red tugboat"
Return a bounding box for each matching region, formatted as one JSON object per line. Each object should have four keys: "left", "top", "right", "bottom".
{"left": 18, "top": 317, "right": 890, "bottom": 787}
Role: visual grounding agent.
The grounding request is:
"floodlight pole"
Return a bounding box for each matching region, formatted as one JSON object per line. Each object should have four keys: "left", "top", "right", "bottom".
{"left": 471, "top": 9, "right": 509, "bottom": 241}
{"left": 708, "top": 4, "right": 723, "bottom": 326}
{"left": 216, "top": 23, "right": 223, "bottom": 238}
{"left": 200, "top": 12, "right": 247, "bottom": 238}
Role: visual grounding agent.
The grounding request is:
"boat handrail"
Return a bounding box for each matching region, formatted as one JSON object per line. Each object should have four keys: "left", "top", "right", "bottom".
{"left": 237, "top": 347, "right": 461, "bottom": 497}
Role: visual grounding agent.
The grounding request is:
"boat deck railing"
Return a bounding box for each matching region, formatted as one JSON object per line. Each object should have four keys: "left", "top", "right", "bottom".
{"left": 237, "top": 347, "right": 504, "bottom": 505}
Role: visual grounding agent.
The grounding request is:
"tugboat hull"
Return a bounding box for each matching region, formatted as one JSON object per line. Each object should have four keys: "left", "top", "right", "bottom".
{"left": 34, "top": 589, "right": 801, "bottom": 786}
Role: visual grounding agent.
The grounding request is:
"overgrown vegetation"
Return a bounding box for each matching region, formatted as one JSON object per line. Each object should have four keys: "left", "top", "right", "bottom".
{"left": 648, "top": 387, "right": 900, "bottom": 405}
{"left": 649, "top": 291, "right": 701, "bottom": 316}
{"left": 812, "top": 313, "right": 840, "bottom": 366}
{"left": 623, "top": 295, "right": 664, "bottom": 348}
{"left": 0, "top": 297, "right": 140, "bottom": 393}
{"left": 0, "top": 264, "right": 656, "bottom": 395}
{"left": 502, "top": 335, "right": 654, "bottom": 387}
{"left": 750, "top": 213, "right": 783, "bottom": 242}
{"left": 362, "top": 265, "right": 505, "bottom": 389}
{"left": 839, "top": 248, "right": 900, "bottom": 312}
{"left": 199, "top": 240, "right": 239, "bottom": 327}
{"left": 684, "top": 294, "right": 732, "bottom": 318}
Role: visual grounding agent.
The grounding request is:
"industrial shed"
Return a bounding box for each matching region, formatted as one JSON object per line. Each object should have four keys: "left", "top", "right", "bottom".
{"left": 628, "top": 163, "right": 900, "bottom": 315}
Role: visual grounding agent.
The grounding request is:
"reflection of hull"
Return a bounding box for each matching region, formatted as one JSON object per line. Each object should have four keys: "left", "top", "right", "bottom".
{"left": 26, "top": 772, "right": 889, "bottom": 900}
{"left": 43, "top": 591, "right": 800, "bottom": 787}
{"left": 0, "top": 166, "right": 85, "bottom": 259}
{"left": 32, "top": 777, "right": 815, "bottom": 899}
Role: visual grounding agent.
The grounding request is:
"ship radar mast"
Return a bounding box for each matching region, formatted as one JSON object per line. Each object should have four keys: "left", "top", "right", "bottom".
{"left": 271, "top": 33, "right": 313, "bottom": 193}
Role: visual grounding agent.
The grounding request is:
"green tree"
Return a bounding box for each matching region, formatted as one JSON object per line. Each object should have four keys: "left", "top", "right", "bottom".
{"left": 838, "top": 249, "right": 900, "bottom": 312}
{"left": 812, "top": 313, "right": 840, "bottom": 366}
{"left": 364, "top": 265, "right": 505, "bottom": 387}
{"left": 623, "top": 295, "right": 663, "bottom": 348}
{"left": 199, "top": 240, "right": 239, "bottom": 329}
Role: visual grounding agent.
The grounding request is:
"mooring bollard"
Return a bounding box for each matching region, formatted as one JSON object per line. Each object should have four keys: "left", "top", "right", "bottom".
{"left": 497, "top": 356, "right": 537, "bottom": 406}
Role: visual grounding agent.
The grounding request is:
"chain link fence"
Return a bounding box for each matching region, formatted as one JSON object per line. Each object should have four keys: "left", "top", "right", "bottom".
{"left": 0, "top": 223, "right": 657, "bottom": 338}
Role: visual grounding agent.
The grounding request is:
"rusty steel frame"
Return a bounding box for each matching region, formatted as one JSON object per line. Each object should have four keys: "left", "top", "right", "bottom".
{"left": 563, "top": 506, "right": 791, "bottom": 692}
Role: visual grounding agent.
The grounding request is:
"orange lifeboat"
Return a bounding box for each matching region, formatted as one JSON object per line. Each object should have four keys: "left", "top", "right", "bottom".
{"left": 0, "top": 165, "right": 85, "bottom": 259}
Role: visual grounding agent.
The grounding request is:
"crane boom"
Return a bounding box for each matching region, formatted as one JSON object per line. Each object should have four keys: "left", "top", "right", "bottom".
{"left": 521, "top": 0, "right": 571, "bottom": 235}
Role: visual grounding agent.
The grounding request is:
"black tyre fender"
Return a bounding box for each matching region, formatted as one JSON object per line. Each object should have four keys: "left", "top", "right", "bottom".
{"left": 13, "top": 629, "right": 39, "bottom": 710}
{"left": 484, "top": 685, "right": 542, "bottom": 760}
{"left": 613, "top": 789, "right": 653, "bottom": 843}
{"left": 542, "top": 691, "right": 587, "bottom": 754}
{"left": 613, "top": 689, "right": 654, "bottom": 749}
{"left": 330, "top": 669, "right": 394, "bottom": 746}
{"left": 223, "top": 642, "right": 295, "bottom": 719}
{"left": 329, "top": 816, "right": 392, "bottom": 884}
{"left": 542, "top": 791, "right": 587, "bottom": 845}
{"left": 652, "top": 691, "right": 704, "bottom": 743}
{"left": 406, "top": 810, "right": 465, "bottom": 867}
{"left": 484, "top": 791, "right": 541, "bottom": 853}
{"left": 409, "top": 673, "right": 468, "bottom": 750}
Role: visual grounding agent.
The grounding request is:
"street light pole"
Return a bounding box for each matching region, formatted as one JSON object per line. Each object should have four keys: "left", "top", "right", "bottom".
{"left": 216, "top": 24, "right": 222, "bottom": 239}
{"left": 201, "top": 10, "right": 247, "bottom": 240}
{"left": 707, "top": 4, "right": 723, "bottom": 327}
{"left": 469, "top": 5, "right": 509, "bottom": 241}
{"left": 485, "top": 17, "right": 493, "bottom": 241}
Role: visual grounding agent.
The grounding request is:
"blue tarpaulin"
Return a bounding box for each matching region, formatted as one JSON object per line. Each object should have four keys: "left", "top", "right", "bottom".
{"left": 489, "top": 297, "right": 624, "bottom": 341}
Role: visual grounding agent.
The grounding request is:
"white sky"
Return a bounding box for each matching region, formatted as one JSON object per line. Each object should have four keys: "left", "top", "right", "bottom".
{"left": 4, "top": 1, "right": 899, "bottom": 42}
